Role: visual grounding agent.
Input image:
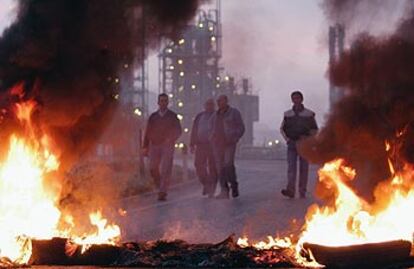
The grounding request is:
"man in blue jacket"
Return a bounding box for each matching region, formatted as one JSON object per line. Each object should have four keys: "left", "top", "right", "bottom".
{"left": 190, "top": 99, "right": 217, "bottom": 198}
{"left": 210, "top": 95, "right": 245, "bottom": 199}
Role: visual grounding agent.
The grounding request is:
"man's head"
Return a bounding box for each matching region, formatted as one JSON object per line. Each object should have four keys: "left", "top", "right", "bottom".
{"left": 291, "top": 91, "right": 304, "bottom": 105}
{"left": 216, "top": 95, "right": 229, "bottom": 110}
{"left": 204, "top": 98, "right": 215, "bottom": 112}
{"left": 158, "top": 93, "right": 169, "bottom": 111}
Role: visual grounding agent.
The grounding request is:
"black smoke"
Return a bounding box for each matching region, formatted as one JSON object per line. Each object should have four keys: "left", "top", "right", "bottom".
{"left": 0, "top": 0, "right": 201, "bottom": 168}
{"left": 301, "top": 0, "right": 414, "bottom": 200}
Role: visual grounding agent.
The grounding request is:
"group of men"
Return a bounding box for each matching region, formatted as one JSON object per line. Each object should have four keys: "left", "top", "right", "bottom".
{"left": 143, "top": 90, "right": 317, "bottom": 201}
{"left": 142, "top": 93, "right": 245, "bottom": 201}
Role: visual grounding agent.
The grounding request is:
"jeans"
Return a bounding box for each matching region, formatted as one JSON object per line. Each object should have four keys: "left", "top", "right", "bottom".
{"left": 286, "top": 141, "right": 308, "bottom": 196}
{"left": 213, "top": 143, "right": 237, "bottom": 193}
{"left": 194, "top": 143, "right": 218, "bottom": 194}
{"left": 149, "top": 142, "right": 175, "bottom": 194}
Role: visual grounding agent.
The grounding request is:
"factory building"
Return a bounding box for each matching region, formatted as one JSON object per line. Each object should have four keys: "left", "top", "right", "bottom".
{"left": 159, "top": 5, "right": 259, "bottom": 147}
{"left": 329, "top": 23, "right": 345, "bottom": 108}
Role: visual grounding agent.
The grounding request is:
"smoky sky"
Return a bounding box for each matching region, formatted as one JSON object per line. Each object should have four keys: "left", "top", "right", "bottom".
{"left": 300, "top": 0, "right": 414, "bottom": 200}
{"left": 0, "top": 0, "right": 200, "bottom": 168}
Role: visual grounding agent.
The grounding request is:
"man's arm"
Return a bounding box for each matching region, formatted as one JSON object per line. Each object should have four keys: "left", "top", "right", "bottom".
{"left": 234, "top": 109, "right": 245, "bottom": 140}
{"left": 143, "top": 115, "right": 152, "bottom": 149}
{"left": 309, "top": 114, "right": 318, "bottom": 136}
{"left": 236, "top": 110, "right": 246, "bottom": 138}
{"left": 280, "top": 117, "right": 289, "bottom": 142}
{"left": 190, "top": 114, "right": 200, "bottom": 147}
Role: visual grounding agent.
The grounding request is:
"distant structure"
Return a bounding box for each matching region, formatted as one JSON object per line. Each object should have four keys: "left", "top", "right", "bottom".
{"left": 159, "top": 8, "right": 222, "bottom": 142}
{"left": 329, "top": 23, "right": 345, "bottom": 108}
{"left": 159, "top": 2, "right": 259, "bottom": 147}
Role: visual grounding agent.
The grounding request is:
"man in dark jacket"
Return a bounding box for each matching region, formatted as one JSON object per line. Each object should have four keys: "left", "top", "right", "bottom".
{"left": 210, "top": 95, "right": 245, "bottom": 199}
{"left": 280, "top": 91, "right": 318, "bottom": 198}
{"left": 190, "top": 99, "right": 217, "bottom": 198}
{"left": 143, "top": 93, "right": 182, "bottom": 201}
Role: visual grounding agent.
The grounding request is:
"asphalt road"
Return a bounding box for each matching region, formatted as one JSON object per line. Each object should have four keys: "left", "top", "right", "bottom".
{"left": 117, "top": 159, "right": 320, "bottom": 244}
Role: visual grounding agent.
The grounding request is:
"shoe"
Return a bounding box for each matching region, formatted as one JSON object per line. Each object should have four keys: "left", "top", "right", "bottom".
{"left": 158, "top": 192, "right": 167, "bottom": 201}
{"left": 231, "top": 184, "right": 239, "bottom": 198}
{"left": 215, "top": 192, "right": 230, "bottom": 199}
{"left": 281, "top": 189, "right": 294, "bottom": 198}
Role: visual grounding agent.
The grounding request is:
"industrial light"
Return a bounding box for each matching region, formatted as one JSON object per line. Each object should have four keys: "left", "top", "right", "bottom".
{"left": 134, "top": 108, "right": 142, "bottom": 116}
{"left": 216, "top": 76, "right": 221, "bottom": 81}
{"left": 178, "top": 38, "right": 185, "bottom": 45}
{"left": 178, "top": 85, "right": 184, "bottom": 92}
{"left": 124, "top": 63, "right": 129, "bottom": 69}
{"left": 178, "top": 59, "right": 183, "bottom": 64}
{"left": 275, "top": 140, "right": 280, "bottom": 144}
{"left": 268, "top": 141, "right": 273, "bottom": 146}
{"left": 168, "top": 93, "right": 174, "bottom": 98}
{"left": 177, "top": 114, "right": 184, "bottom": 121}
{"left": 209, "top": 26, "right": 214, "bottom": 32}
{"left": 198, "top": 23, "right": 204, "bottom": 28}
{"left": 114, "top": 78, "right": 120, "bottom": 83}
{"left": 225, "top": 76, "right": 230, "bottom": 81}
{"left": 166, "top": 48, "right": 173, "bottom": 53}
{"left": 191, "top": 84, "right": 196, "bottom": 90}
{"left": 216, "top": 83, "right": 220, "bottom": 88}
{"left": 179, "top": 71, "right": 185, "bottom": 77}
{"left": 211, "top": 36, "right": 216, "bottom": 42}
{"left": 184, "top": 128, "right": 189, "bottom": 133}
{"left": 169, "top": 65, "right": 175, "bottom": 70}
{"left": 178, "top": 101, "right": 184, "bottom": 107}
{"left": 113, "top": 94, "right": 119, "bottom": 100}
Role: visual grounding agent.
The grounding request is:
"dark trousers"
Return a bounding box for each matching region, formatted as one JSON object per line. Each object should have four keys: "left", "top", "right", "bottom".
{"left": 194, "top": 143, "right": 218, "bottom": 195}
{"left": 286, "top": 141, "right": 308, "bottom": 195}
{"left": 213, "top": 143, "right": 237, "bottom": 193}
{"left": 149, "top": 142, "right": 175, "bottom": 194}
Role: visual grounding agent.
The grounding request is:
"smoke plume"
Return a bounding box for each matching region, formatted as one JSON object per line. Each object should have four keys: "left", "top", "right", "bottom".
{"left": 0, "top": 0, "right": 200, "bottom": 167}
{"left": 301, "top": 0, "right": 414, "bottom": 199}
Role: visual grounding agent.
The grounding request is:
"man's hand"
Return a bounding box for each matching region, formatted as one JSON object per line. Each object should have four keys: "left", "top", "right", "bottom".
{"left": 142, "top": 147, "right": 149, "bottom": 157}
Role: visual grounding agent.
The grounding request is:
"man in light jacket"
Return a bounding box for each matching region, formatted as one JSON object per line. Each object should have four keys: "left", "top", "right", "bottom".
{"left": 190, "top": 99, "right": 217, "bottom": 198}
{"left": 210, "top": 95, "right": 245, "bottom": 199}
{"left": 280, "top": 91, "right": 318, "bottom": 199}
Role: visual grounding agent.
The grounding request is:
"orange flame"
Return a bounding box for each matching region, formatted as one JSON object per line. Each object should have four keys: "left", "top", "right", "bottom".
{"left": 73, "top": 211, "right": 121, "bottom": 253}
{"left": 298, "top": 156, "right": 414, "bottom": 248}
{"left": 239, "top": 136, "right": 414, "bottom": 267}
{"left": 0, "top": 93, "right": 121, "bottom": 264}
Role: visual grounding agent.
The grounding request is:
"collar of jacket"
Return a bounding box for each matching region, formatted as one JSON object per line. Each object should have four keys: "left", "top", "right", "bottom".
{"left": 218, "top": 106, "right": 230, "bottom": 115}
{"left": 292, "top": 104, "right": 305, "bottom": 115}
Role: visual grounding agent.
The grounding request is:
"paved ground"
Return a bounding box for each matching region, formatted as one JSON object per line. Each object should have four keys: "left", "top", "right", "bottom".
{"left": 117, "top": 159, "right": 320, "bottom": 244}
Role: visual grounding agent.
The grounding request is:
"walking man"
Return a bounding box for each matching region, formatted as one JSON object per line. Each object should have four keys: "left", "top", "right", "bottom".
{"left": 210, "top": 95, "right": 245, "bottom": 199}
{"left": 280, "top": 91, "right": 318, "bottom": 198}
{"left": 190, "top": 99, "right": 217, "bottom": 198}
{"left": 142, "top": 93, "right": 182, "bottom": 201}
